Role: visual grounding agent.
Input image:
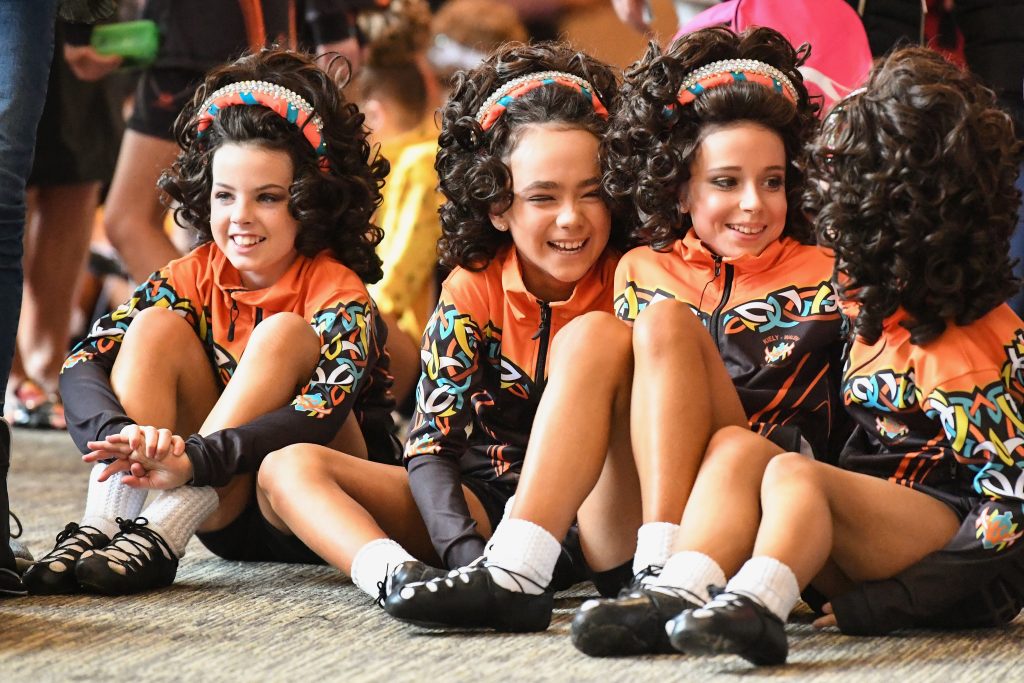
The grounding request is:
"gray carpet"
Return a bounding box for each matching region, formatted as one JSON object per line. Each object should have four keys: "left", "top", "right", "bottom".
{"left": 3, "top": 428, "right": 1023, "bottom": 682}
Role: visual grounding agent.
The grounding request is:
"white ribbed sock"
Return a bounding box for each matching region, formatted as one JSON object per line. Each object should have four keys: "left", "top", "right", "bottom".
{"left": 653, "top": 550, "right": 726, "bottom": 603}
{"left": 483, "top": 518, "right": 560, "bottom": 595}
{"left": 725, "top": 555, "right": 801, "bottom": 621}
{"left": 632, "top": 522, "right": 679, "bottom": 580}
{"left": 81, "top": 464, "right": 148, "bottom": 539}
{"left": 502, "top": 494, "right": 516, "bottom": 520}
{"left": 139, "top": 486, "right": 219, "bottom": 558}
{"left": 350, "top": 538, "right": 415, "bottom": 599}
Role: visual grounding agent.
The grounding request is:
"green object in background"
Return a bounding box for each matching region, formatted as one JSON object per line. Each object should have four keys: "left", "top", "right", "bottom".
{"left": 90, "top": 20, "right": 159, "bottom": 67}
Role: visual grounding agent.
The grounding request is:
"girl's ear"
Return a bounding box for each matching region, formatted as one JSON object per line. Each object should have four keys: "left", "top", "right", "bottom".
{"left": 677, "top": 182, "right": 690, "bottom": 214}
{"left": 489, "top": 211, "right": 509, "bottom": 232}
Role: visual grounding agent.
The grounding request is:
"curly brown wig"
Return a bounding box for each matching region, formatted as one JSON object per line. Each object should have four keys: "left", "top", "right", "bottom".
{"left": 805, "top": 47, "right": 1022, "bottom": 345}
{"left": 435, "top": 41, "right": 623, "bottom": 270}
{"left": 604, "top": 27, "right": 819, "bottom": 251}
{"left": 158, "top": 48, "right": 388, "bottom": 284}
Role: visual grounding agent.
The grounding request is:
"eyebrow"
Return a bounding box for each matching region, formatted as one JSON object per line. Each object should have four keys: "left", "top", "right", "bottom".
{"left": 213, "top": 182, "right": 288, "bottom": 191}
{"left": 706, "top": 165, "right": 786, "bottom": 173}
{"left": 519, "top": 176, "right": 602, "bottom": 191}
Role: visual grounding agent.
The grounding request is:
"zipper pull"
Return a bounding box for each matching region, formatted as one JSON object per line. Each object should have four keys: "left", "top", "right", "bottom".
{"left": 713, "top": 255, "right": 722, "bottom": 278}
{"left": 227, "top": 298, "right": 240, "bottom": 342}
{"left": 531, "top": 300, "right": 552, "bottom": 340}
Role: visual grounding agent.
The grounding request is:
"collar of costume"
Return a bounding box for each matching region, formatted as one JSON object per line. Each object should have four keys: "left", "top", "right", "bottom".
{"left": 196, "top": 80, "right": 329, "bottom": 170}
{"left": 676, "top": 59, "right": 798, "bottom": 106}
{"left": 475, "top": 70, "right": 608, "bottom": 131}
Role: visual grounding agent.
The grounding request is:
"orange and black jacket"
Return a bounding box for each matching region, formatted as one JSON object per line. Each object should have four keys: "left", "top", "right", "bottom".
{"left": 615, "top": 229, "right": 847, "bottom": 458}
{"left": 404, "top": 246, "right": 619, "bottom": 567}
{"left": 60, "top": 243, "right": 396, "bottom": 488}
{"left": 831, "top": 304, "right": 1024, "bottom": 634}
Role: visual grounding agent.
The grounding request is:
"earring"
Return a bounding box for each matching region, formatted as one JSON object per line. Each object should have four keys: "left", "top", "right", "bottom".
{"left": 493, "top": 221, "right": 509, "bottom": 232}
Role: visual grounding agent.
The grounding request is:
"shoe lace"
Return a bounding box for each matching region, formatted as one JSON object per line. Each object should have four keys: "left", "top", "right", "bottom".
{"left": 408, "top": 557, "right": 547, "bottom": 595}
{"left": 40, "top": 522, "right": 106, "bottom": 563}
{"left": 98, "top": 517, "right": 175, "bottom": 569}
{"left": 9, "top": 511, "right": 22, "bottom": 538}
{"left": 374, "top": 562, "right": 395, "bottom": 608}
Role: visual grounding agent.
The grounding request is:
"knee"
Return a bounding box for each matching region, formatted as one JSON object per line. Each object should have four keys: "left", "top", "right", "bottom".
{"left": 249, "top": 312, "right": 317, "bottom": 353}
{"left": 632, "top": 299, "right": 703, "bottom": 357}
{"left": 104, "top": 209, "right": 136, "bottom": 249}
{"left": 257, "top": 445, "right": 329, "bottom": 500}
{"left": 550, "top": 312, "right": 632, "bottom": 373}
{"left": 124, "top": 306, "right": 193, "bottom": 345}
{"left": 700, "top": 425, "right": 756, "bottom": 471}
{"left": 761, "top": 451, "right": 817, "bottom": 496}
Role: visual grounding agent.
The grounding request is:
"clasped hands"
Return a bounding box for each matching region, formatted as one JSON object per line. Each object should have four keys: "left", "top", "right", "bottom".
{"left": 84, "top": 424, "right": 193, "bottom": 489}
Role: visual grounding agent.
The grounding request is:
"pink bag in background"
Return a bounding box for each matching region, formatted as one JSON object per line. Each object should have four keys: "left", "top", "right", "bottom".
{"left": 673, "top": 0, "right": 873, "bottom": 113}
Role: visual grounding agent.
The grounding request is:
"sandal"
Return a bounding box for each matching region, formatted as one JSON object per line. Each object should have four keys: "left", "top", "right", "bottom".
{"left": 9, "top": 380, "right": 66, "bottom": 430}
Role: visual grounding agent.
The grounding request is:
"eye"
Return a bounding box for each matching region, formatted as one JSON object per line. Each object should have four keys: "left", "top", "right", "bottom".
{"left": 527, "top": 194, "right": 554, "bottom": 204}
{"left": 214, "top": 191, "right": 232, "bottom": 202}
{"left": 764, "top": 176, "right": 785, "bottom": 190}
{"left": 711, "top": 177, "right": 737, "bottom": 189}
{"left": 582, "top": 187, "right": 603, "bottom": 200}
{"left": 258, "top": 192, "right": 284, "bottom": 203}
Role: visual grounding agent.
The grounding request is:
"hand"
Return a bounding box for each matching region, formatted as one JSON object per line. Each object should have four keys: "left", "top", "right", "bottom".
{"left": 611, "top": 0, "right": 651, "bottom": 32}
{"left": 84, "top": 424, "right": 192, "bottom": 489}
{"left": 316, "top": 37, "right": 364, "bottom": 81}
{"left": 62, "top": 44, "right": 122, "bottom": 81}
{"left": 812, "top": 602, "right": 837, "bottom": 629}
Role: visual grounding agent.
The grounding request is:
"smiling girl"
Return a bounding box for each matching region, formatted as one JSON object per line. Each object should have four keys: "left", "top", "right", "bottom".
{"left": 247, "top": 42, "right": 624, "bottom": 610}
{"left": 23, "top": 49, "right": 396, "bottom": 596}
{"left": 385, "top": 26, "right": 848, "bottom": 638}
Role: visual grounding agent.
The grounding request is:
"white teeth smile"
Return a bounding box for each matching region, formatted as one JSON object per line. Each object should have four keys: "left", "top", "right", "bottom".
{"left": 549, "top": 239, "right": 587, "bottom": 253}
{"left": 231, "top": 235, "right": 265, "bottom": 247}
{"left": 727, "top": 224, "right": 766, "bottom": 235}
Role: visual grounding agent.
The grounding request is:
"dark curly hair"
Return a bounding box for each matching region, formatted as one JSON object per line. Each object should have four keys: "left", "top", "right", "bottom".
{"left": 604, "top": 27, "right": 819, "bottom": 250}
{"left": 435, "top": 41, "right": 623, "bottom": 270}
{"left": 805, "top": 47, "right": 1022, "bottom": 345}
{"left": 158, "top": 48, "right": 388, "bottom": 284}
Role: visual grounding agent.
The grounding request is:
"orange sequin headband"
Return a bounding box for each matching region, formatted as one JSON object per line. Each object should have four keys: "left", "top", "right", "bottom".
{"left": 475, "top": 70, "right": 608, "bottom": 131}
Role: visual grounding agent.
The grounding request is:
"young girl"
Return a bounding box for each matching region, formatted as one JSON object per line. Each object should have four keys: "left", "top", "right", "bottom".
{"left": 385, "top": 27, "right": 848, "bottom": 639}
{"left": 249, "top": 41, "right": 624, "bottom": 611}
{"left": 650, "top": 48, "right": 1024, "bottom": 666}
{"left": 22, "top": 48, "right": 396, "bottom": 596}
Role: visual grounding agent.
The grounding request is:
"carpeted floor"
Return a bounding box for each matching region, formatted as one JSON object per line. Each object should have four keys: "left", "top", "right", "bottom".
{"left": 3, "top": 428, "right": 1023, "bottom": 682}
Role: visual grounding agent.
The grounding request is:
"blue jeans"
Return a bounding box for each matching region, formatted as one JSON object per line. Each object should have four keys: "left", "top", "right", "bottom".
{"left": 0, "top": 0, "right": 58, "bottom": 570}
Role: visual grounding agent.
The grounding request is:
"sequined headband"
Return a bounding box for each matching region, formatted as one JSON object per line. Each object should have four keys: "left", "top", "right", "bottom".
{"left": 676, "top": 59, "right": 798, "bottom": 106}
{"left": 475, "top": 70, "right": 609, "bottom": 131}
{"left": 196, "top": 80, "right": 329, "bottom": 170}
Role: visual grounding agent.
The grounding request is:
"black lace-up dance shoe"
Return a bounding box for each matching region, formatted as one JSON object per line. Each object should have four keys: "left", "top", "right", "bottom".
{"left": 22, "top": 522, "right": 110, "bottom": 595}
{"left": 75, "top": 517, "right": 178, "bottom": 595}
{"left": 666, "top": 591, "right": 788, "bottom": 666}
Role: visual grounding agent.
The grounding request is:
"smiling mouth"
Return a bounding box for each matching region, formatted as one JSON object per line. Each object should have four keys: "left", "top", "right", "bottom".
{"left": 549, "top": 238, "right": 588, "bottom": 253}
{"left": 726, "top": 224, "right": 766, "bottom": 236}
{"left": 231, "top": 235, "right": 266, "bottom": 247}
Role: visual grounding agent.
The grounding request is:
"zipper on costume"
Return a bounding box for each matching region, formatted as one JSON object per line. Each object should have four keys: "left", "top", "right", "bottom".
{"left": 227, "top": 297, "right": 240, "bottom": 342}
{"left": 531, "top": 300, "right": 552, "bottom": 391}
{"left": 708, "top": 257, "right": 733, "bottom": 352}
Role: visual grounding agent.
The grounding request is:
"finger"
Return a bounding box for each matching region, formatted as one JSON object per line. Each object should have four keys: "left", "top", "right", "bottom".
{"left": 822, "top": 602, "right": 833, "bottom": 615}
{"left": 97, "top": 459, "right": 131, "bottom": 481}
{"left": 171, "top": 435, "right": 186, "bottom": 457}
{"left": 142, "top": 425, "right": 159, "bottom": 458}
{"left": 85, "top": 440, "right": 132, "bottom": 456}
{"left": 122, "top": 424, "right": 141, "bottom": 451}
{"left": 155, "top": 429, "right": 173, "bottom": 460}
{"left": 130, "top": 461, "right": 147, "bottom": 478}
{"left": 812, "top": 614, "right": 838, "bottom": 629}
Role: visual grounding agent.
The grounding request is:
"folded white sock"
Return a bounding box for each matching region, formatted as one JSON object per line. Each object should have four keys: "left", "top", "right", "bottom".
{"left": 81, "top": 464, "right": 148, "bottom": 539}
{"left": 725, "top": 555, "right": 800, "bottom": 621}
{"left": 350, "top": 538, "right": 415, "bottom": 599}
{"left": 632, "top": 522, "right": 679, "bottom": 580}
{"left": 139, "top": 485, "right": 219, "bottom": 558}
{"left": 653, "top": 549, "right": 726, "bottom": 604}
{"left": 483, "top": 518, "right": 560, "bottom": 595}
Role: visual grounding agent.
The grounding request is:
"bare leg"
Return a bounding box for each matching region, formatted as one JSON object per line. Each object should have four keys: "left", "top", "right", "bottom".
{"left": 674, "top": 427, "right": 783, "bottom": 575}
{"left": 630, "top": 300, "right": 748, "bottom": 524}
{"left": 755, "top": 453, "right": 960, "bottom": 588}
{"left": 103, "top": 130, "right": 180, "bottom": 281}
{"left": 510, "top": 312, "right": 641, "bottom": 571}
{"left": 257, "top": 443, "right": 493, "bottom": 574}
{"left": 20, "top": 183, "right": 100, "bottom": 393}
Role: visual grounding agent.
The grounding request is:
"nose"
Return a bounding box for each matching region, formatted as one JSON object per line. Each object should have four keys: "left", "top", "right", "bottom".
{"left": 556, "top": 199, "right": 582, "bottom": 229}
{"left": 739, "top": 182, "right": 763, "bottom": 213}
{"left": 230, "top": 196, "right": 253, "bottom": 225}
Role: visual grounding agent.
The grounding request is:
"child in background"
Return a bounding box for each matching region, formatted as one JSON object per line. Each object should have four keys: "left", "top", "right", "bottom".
{"left": 386, "top": 27, "right": 848, "bottom": 637}
{"left": 257, "top": 41, "right": 623, "bottom": 612}
{"left": 23, "top": 48, "right": 395, "bottom": 596}
{"left": 656, "top": 47, "right": 1024, "bottom": 666}
{"left": 357, "top": 2, "right": 443, "bottom": 405}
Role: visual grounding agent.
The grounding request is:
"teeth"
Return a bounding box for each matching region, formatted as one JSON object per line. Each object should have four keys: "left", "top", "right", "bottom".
{"left": 727, "top": 224, "right": 765, "bottom": 235}
{"left": 232, "top": 235, "right": 265, "bottom": 247}
{"left": 550, "top": 239, "right": 586, "bottom": 252}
